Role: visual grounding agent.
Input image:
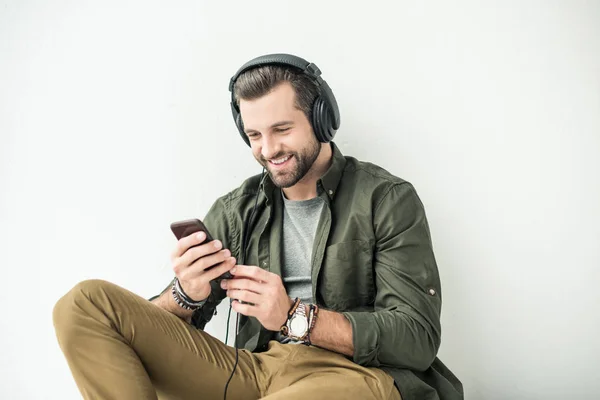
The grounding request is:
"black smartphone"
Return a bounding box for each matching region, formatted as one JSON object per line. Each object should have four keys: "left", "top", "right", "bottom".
{"left": 170, "top": 218, "right": 232, "bottom": 280}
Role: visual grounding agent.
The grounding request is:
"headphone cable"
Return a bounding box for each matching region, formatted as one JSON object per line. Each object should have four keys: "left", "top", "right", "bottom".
{"left": 223, "top": 169, "right": 266, "bottom": 400}
{"left": 222, "top": 308, "right": 239, "bottom": 400}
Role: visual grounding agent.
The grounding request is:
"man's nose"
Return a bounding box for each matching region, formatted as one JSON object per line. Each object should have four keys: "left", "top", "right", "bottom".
{"left": 261, "top": 135, "right": 279, "bottom": 160}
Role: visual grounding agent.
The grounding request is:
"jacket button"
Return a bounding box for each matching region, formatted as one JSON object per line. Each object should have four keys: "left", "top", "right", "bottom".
{"left": 428, "top": 288, "right": 436, "bottom": 296}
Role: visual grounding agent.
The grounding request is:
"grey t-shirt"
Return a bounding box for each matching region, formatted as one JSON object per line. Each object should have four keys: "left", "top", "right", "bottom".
{"left": 276, "top": 192, "right": 324, "bottom": 343}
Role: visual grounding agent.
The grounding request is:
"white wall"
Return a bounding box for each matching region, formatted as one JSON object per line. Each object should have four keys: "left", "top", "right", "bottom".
{"left": 1, "top": 1, "right": 598, "bottom": 399}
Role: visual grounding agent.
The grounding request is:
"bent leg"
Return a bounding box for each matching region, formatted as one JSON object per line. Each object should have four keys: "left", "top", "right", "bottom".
{"left": 262, "top": 375, "right": 401, "bottom": 400}
{"left": 261, "top": 343, "right": 401, "bottom": 400}
{"left": 53, "top": 279, "right": 261, "bottom": 400}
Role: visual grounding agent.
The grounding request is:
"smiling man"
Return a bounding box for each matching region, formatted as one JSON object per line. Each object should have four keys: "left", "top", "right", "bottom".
{"left": 243, "top": 82, "right": 325, "bottom": 194}
{"left": 53, "top": 54, "right": 463, "bottom": 400}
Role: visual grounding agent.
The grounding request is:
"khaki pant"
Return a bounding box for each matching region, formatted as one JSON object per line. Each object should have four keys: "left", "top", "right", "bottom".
{"left": 53, "top": 280, "right": 401, "bottom": 400}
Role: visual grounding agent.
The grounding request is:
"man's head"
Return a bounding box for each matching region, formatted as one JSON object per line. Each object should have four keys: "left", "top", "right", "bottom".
{"left": 232, "top": 65, "right": 322, "bottom": 188}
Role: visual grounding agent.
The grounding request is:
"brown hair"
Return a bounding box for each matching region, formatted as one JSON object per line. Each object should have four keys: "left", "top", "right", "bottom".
{"left": 232, "top": 65, "right": 320, "bottom": 122}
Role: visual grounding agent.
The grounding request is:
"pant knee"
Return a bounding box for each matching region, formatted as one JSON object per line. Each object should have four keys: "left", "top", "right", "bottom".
{"left": 53, "top": 279, "right": 114, "bottom": 339}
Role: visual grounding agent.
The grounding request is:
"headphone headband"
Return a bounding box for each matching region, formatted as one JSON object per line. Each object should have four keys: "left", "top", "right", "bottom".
{"left": 229, "top": 54, "right": 322, "bottom": 91}
{"left": 228, "top": 53, "right": 340, "bottom": 146}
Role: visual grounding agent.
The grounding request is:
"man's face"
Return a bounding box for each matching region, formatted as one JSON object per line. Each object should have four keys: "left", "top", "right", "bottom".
{"left": 239, "top": 82, "right": 320, "bottom": 188}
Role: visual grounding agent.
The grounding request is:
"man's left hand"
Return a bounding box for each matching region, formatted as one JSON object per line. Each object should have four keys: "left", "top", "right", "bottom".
{"left": 221, "top": 265, "right": 293, "bottom": 331}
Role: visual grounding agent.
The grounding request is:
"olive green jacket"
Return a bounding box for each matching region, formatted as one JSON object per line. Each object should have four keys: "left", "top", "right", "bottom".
{"left": 177, "top": 143, "right": 462, "bottom": 400}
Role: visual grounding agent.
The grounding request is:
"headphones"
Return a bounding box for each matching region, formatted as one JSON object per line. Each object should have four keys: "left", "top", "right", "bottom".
{"left": 228, "top": 53, "right": 341, "bottom": 147}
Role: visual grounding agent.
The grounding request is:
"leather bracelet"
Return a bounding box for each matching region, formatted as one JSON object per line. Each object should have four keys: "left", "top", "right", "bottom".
{"left": 280, "top": 297, "right": 300, "bottom": 336}
{"left": 305, "top": 304, "right": 319, "bottom": 346}
{"left": 171, "top": 278, "right": 207, "bottom": 311}
{"left": 171, "top": 284, "right": 197, "bottom": 310}
{"left": 174, "top": 278, "right": 207, "bottom": 306}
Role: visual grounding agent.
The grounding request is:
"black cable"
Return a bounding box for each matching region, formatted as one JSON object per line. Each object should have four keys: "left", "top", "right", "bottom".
{"left": 223, "top": 311, "right": 240, "bottom": 399}
{"left": 223, "top": 169, "right": 266, "bottom": 400}
{"left": 225, "top": 302, "right": 233, "bottom": 346}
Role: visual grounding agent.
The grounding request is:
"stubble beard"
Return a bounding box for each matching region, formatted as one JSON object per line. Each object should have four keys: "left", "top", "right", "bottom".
{"left": 261, "top": 137, "right": 321, "bottom": 188}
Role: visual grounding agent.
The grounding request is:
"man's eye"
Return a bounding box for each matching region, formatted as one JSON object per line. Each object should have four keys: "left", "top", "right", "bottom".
{"left": 275, "top": 127, "right": 290, "bottom": 133}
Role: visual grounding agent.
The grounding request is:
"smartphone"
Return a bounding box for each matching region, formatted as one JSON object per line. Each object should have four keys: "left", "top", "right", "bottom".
{"left": 170, "top": 218, "right": 232, "bottom": 280}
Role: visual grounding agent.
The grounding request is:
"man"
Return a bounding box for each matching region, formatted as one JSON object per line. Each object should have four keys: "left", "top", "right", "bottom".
{"left": 53, "top": 54, "right": 463, "bottom": 400}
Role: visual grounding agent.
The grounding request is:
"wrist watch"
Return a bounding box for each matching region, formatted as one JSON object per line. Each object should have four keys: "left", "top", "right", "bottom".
{"left": 285, "top": 302, "right": 309, "bottom": 341}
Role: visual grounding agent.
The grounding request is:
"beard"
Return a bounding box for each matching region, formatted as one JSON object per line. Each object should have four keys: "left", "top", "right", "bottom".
{"left": 259, "top": 136, "right": 321, "bottom": 188}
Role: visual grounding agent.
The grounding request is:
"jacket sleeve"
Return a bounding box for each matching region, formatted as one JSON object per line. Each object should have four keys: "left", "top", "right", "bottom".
{"left": 149, "top": 194, "right": 233, "bottom": 330}
{"left": 342, "top": 182, "right": 442, "bottom": 371}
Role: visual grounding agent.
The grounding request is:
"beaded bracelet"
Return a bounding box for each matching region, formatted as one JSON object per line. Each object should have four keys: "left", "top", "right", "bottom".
{"left": 171, "top": 278, "right": 207, "bottom": 311}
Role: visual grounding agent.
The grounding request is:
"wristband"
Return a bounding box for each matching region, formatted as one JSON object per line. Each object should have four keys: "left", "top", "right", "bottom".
{"left": 280, "top": 297, "right": 300, "bottom": 336}
{"left": 305, "top": 304, "right": 319, "bottom": 346}
{"left": 171, "top": 278, "right": 207, "bottom": 311}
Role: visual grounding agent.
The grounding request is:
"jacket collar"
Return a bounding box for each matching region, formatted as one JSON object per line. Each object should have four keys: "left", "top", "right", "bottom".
{"left": 261, "top": 141, "right": 347, "bottom": 204}
{"left": 318, "top": 141, "right": 346, "bottom": 201}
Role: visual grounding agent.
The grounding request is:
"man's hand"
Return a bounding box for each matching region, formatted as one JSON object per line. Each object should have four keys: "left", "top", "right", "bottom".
{"left": 170, "top": 231, "right": 236, "bottom": 301}
{"left": 221, "top": 265, "right": 293, "bottom": 331}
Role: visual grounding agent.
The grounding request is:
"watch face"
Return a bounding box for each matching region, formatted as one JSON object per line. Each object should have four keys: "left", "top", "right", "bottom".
{"left": 289, "top": 315, "right": 309, "bottom": 336}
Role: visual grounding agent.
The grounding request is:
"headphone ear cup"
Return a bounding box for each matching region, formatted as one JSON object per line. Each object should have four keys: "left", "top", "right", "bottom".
{"left": 236, "top": 113, "right": 250, "bottom": 147}
{"left": 311, "top": 98, "right": 322, "bottom": 142}
{"left": 312, "top": 96, "right": 335, "bottom": 143}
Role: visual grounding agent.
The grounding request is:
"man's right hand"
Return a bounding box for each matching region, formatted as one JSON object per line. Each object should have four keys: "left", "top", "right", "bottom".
{"left": 170, "top": 231, "right": 236, "bottom": 302}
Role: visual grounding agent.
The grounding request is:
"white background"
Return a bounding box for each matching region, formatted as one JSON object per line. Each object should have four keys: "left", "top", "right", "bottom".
{"left": 1, "top": 1, "right": 599, "bottom": 399}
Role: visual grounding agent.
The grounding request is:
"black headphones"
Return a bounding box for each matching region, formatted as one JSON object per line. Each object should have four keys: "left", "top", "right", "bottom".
{"left": 228, "top": 53, "right": 341, "bottom": 147}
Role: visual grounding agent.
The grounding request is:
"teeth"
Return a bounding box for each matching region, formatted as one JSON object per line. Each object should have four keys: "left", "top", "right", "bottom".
{"left": 271, "top": 155, "right": 291, "bottom": 165}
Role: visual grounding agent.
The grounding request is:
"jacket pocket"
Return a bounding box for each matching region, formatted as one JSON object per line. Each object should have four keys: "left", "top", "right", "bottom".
{"left": 319, "top": 240, "right": 375, "bottom": 311}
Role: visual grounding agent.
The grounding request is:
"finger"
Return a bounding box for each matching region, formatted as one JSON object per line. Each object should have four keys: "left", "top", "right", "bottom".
{"left": 226, "top": 289, "right": 261, "bottom": 305}
{"left": 182, "top": 249, "right": 231, "bottom": 278}
{"left": 231, "top": 265, "right": 271, "bottom": 282}
{"left": 175, "top": 231, "right": 222, "bottom": 258}
{"left": 171, "top": 231, "right": 210, "bottom": 259}
{"left": 202, "top": 257, "right": 237, "bottom": 282}
{"left": 221, "top": 278, "right": 263, "bottom": 294}
{"left": 182, "top": 230, "right": 211, "bottom": 250}
{"left": 187, "top": 241, "right": 227, "bottom": 267}
{"left": 171, "top": 231, "right": 204, "bottom": 259}
{"left": 231, "top": 299, "right": 256, "bottom": 317}
{"left": 186, "top": 240, "right": 223, "bottom": 266}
